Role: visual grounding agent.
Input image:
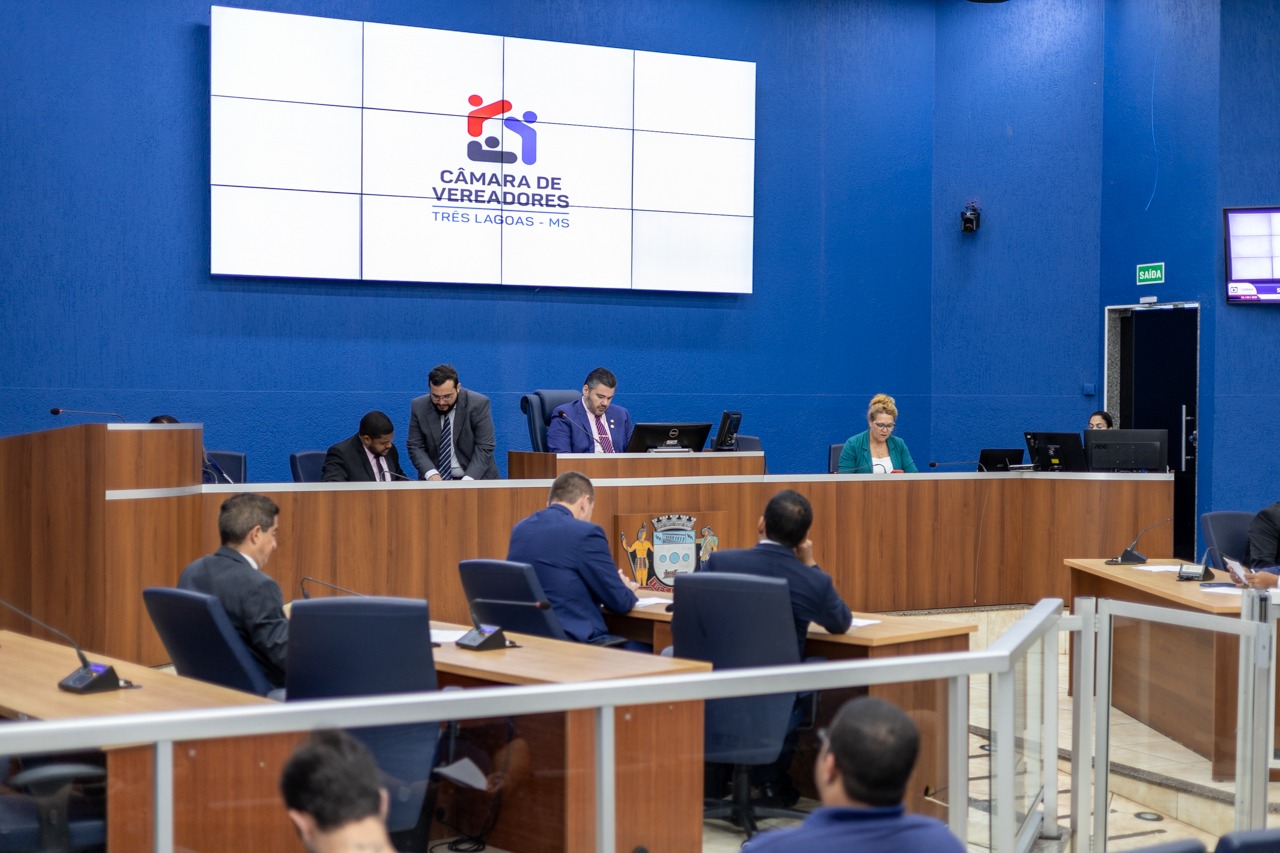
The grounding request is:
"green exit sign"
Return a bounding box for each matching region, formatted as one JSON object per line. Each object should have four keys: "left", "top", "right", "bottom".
{"left": 1137, "top": 262, "right": 1165, "bottom": 285}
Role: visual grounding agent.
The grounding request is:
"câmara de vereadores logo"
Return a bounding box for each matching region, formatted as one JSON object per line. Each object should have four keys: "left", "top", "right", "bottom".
{"left": 431, "top": 94, "right": 571, "bottom": 211}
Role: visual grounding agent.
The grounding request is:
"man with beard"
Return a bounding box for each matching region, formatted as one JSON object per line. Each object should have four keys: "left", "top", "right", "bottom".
{"left": 321, "top": 411, "right": 407, "bottom": 482}
{"left": 407, "top": 364, "right": 498, "bottom": 480}
{"left": 546, "top": 367, "right": 633, "bottom": 454}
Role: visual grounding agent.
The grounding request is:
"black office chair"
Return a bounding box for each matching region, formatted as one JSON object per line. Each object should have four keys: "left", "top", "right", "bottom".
{"left": 0, "top": 762, "right": 106, "bottom": 852}
{"left": 204, "top": 450, "right": 246, "bottom": 484}
{"left": 289, "top": 450, "right": 326, "bottom": 483}
{"left": 1215, "top": 828, "right": 1280, "bottom": 852}
{"left": 287, "top": 597, "right": 442, "bottom": 835}
{"left": 518, "top": 389, "right": 580, "bottom": 452}
{"left": 142, "top": 587, "right": 276, "bottom": 697}
{"left": 735, "top": 435, "right": 767, "bottom": 474}
{"left": 671, "top": 572, "right": 808, "bottom": 838}
{"left": 828, "top": 443, "right": 844, "bottom": 473}
{"left": 458, "top": 559, "right": 572, "bottom": 641}
{"left": 1201, "top": 511, "right": 1254, "bottom": 569}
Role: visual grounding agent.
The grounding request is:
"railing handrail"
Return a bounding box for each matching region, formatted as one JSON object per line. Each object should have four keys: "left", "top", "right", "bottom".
{"left": 0, "top": 599, "right": 1066, "bottom": 756}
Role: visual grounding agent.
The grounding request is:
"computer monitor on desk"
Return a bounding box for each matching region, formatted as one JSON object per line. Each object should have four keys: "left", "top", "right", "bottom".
{"left": 625, "top": 423, "right": 712, "bottom": 453}
{"left": 1084, "top": 428, "right": 1168, "bottom": 472}
{"left": 1024, "top": 432, "right": 1088, "bottom": 472}
{"left": 710, "top": 410, "right": 742, "bottom": 451}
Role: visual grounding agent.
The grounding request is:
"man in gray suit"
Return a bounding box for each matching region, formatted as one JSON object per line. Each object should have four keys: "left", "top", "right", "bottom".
{"left": 407, "top": 364, "right": 499, "bottom": 480}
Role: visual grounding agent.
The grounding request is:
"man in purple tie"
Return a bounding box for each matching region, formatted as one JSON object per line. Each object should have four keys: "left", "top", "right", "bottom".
{"left": 546, "top": 367, "right": 634, "bottom": 454}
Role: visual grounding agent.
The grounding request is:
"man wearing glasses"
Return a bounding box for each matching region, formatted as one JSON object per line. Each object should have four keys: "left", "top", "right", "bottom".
{"left": 742, "top": 697, "right": 964, "bottom": 852}
{"left": 407, "top": 364, "right": 498, "bottom": 481}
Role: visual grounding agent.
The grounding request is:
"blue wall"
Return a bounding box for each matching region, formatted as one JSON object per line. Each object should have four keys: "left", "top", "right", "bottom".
{"left": 0, "top": 1, "right": 1275, "bottom": 516}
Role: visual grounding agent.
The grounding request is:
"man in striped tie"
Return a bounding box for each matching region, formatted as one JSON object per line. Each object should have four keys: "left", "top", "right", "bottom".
{"left": 546, "top": 367, "right": 635, "bottom": 454}
{"left": 407, "top": 364, "right": 499, "bottom": 481}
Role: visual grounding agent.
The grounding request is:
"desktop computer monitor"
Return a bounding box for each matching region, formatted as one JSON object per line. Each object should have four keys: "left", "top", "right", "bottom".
{"left": 1024, "top": 432, "right": 1088, "bottom": 472}
{"left": 1084, "top": 428, "right": 1168, "bottom": 472}
{"left": 710, "top": 411, "right": 742, "bottom": 451}
{"left": 625, "top": 423, "right": 713, "bottom": 453}
{"left": 978, "top": 448, "right": 1025, "bottom": 472}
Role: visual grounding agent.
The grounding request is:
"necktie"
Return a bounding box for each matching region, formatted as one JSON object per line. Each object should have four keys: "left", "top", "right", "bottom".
{"left": 438, "top": 414, "right": 454, "bottom": 480}
{"left": 594, "top": 415, "right": 615, "bottom": 453}
{"left": 371, "top": 456, "right": 385, "bottom": 482}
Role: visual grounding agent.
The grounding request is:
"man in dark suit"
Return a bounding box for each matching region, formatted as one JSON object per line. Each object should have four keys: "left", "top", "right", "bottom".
{"left": 178, "top": 493, "right": 289, "bottom": 687}
{"left": 703, "top": 489, "right": 853, "bottom": 653}
{"left": 702, "top": 489, "right": 853, "bottom": 806}
{"left": 545, "top": 367, "right": 634, "bottom": 454}
{"left": 506, "top": 471, "right": 641, "bottom": 645}
{"left": 407, "top": 364, "right": 498, "bottom": 480}
{"left": 321, "top": 411, "right": 406, "bottom": 482}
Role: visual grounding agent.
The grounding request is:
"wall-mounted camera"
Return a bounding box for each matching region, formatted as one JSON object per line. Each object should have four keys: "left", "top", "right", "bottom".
{"left": 961, "top": 202, "right": 981, "bottom": 233}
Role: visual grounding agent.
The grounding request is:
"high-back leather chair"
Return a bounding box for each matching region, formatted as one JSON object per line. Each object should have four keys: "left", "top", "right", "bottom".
{"left": 518, "top": 389, "right": 580, "bottom": 452}
{"left": 458, "top": 559, "right": 571, "bottom": 641}
{"left": 143, "top": 587, "right": 275, "bottom": 697}
{"left": 289, "top": 450, "right": 325, "bottom": 483}
{"left": 1201, "top": 511, "right": 1254, "bottom": 568}
{"left": 286, "top": 597, "right": 441, "bottom": 833}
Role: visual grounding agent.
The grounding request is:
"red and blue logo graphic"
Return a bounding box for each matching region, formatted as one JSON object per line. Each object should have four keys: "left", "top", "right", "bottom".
{"left": 466, "top": 94, "right": 538, "bottom": 165}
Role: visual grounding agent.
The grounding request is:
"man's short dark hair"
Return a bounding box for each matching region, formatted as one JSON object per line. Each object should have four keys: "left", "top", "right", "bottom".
{"left": 149, "top": 414, "right": 179, "bottom": 424}
{"left": 218, "top": 493, "right": 279, "bottom": 546}
{"left": 358, "top": 410, "right": 394, "bottom": 439}
{"left": 548, "top": 471, "right": 594, "bottom": 505}
{"left": 583, "top": 367, "right": 617, "bottom": 390}
{"left": 280, "top": 730, "right": 383, "bottom": 831}
{"left": 826, "top": 697, "right": 920, "bottom": 807}
{"left": 763, "top": 490, "right": 813, "bottom": 548}
{"left": 428, "top": 364, "right": 459, "bottom": 388}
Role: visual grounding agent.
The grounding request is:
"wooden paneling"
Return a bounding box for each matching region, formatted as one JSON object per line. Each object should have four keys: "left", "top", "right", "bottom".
{"left": 508, "top": 450, "right": 765, "bottom": 480}
{"left": 103, "top": 426, "right": 203, "bottom": 491}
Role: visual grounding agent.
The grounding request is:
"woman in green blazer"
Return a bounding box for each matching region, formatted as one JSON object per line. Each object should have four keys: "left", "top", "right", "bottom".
{"left": 837, "top": 393, "right": 918, "bottom": 474}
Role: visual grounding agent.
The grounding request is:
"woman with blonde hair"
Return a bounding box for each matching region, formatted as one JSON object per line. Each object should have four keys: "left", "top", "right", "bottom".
{"left": 837, "top": 394, "right": 918, "bottom": 474}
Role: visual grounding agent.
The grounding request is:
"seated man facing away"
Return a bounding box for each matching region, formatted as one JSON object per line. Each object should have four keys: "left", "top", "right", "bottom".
{"left": 178, "top": 493, "right": 289, "bottom": 686}
{"left": 703, "top": 489, "right": 853, "bottom": 654}
{"left": 321, "top": 410, "right": 406, "bottom": 482}
{"left": 506, "top": 471, "right": 643, "bottom": 648}
{"left": 742, "top": 696, "right": 965, "bottom": 852}
{"left": 280, "top": 729, "right": 394, "bottom": 853}
{"left": 1237, "top": 501, "right": 1280, "bottom": 589}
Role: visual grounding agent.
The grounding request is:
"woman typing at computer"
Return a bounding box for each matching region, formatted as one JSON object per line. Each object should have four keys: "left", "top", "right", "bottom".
{"left": 837, "top": 393, "right": 918, "bottom": 474}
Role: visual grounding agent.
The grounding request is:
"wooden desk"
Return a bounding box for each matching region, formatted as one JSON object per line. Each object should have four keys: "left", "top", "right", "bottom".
{"left": 606, "top": 598, "right": 976, "bottom": 819}
{"left": 1066, "top": 558, "right": 1270, "bottom": 780}
{"left": 432, "top": 624, "right": 709, "bottom": 853}
{"left": 0, "top": 630, "right": 298, "bottom": 852}
{"left": 508, "top": 450, "right": 766, "bottom": 479}
{"left": 0, "top": 628, "right": 710, "bottom": 853}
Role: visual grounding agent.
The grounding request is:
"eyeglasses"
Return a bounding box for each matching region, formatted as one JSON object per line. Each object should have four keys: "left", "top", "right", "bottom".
{"left": 872, "top": 421, "right": 895, "bottom": 431}
{"left": 430, "top": 390, "right": 458, "bottom": 403}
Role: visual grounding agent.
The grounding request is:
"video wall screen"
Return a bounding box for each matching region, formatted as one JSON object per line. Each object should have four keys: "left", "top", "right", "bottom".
{"left": 1225, "top": 206, "right": 1280, "bottom": 303}
{"left": 210, "top": 7, "right": 756, "bottom": 294}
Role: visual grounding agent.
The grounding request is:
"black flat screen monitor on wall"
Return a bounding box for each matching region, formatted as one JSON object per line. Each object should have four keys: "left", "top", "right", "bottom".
{"left": 711, "top": 411, "right": 742, "bottom": 451}
{"left": 1084, "top": 429, "right": 1168, "bottom": 472}
{"left": 625, "top": 423, "right": 712, "bottom": 453}
{"left": 1224, "top": 206, "right": 1280, "bottom": 303}
{"left": 1024, "top": 432, "right": 1088, "bottom": 472}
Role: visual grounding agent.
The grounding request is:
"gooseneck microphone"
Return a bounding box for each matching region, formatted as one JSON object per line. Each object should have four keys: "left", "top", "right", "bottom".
{"left": 50, "top": 407, "right": 126, "bottom": 422}
{"left": 0, "top": 598, "right": 124, "bottom": 693}
{"left": 299, "top": 578, "right": 367, "bottom": 599}
{"left": 929, "top": 460, "right": 987, "bottom": 472}
{"left": 202, "top": 452, "right": 235, "bottom": 485}
{"left": 555, "top": 410, "right": 600, "bottom": 449}
{"left": 388, "top": 470, "right": 413, "bottom": 481}
{"left": 1105, "top": 518, "right": 1172, "bottom": 565}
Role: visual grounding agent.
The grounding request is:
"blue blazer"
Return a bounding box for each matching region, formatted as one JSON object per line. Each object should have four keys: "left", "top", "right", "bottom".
{"left": 506, "top": 504, "right": 637, "bottom": 642}
{"left": 546, "top": 399, "right": 633, "bottom": 454}
{"left": 703, "top": 542, "right": 852, "bottom": 654}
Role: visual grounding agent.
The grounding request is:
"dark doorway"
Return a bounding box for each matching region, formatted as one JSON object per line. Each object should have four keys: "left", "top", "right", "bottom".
{"left": 1115, "top": 305, "right": 1199, "bottom": 560}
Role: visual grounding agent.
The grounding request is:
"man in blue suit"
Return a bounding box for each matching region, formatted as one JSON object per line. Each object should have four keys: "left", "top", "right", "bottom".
{"left": 545, "top": 367, "right": 634, "bottom": 453}
{"left": 506, "top": 471, "right": 641, "bottom": 645}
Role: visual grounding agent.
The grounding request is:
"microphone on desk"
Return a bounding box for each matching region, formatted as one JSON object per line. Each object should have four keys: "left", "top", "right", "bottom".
{"left": 300, "top": 577, "right": 367, "bottom": 599}
{"left": 1197, "top": 546, "right": 1219, "bottom": 581}
{"left": 0, "top": 598, "right": 124, "bottom": 693}
{"left": 202, "top": 451, "right": 235, "bottom": 485}
{"left": 388, "top": 470, "right": 413, "bottom": 481}
{"left": 929, "top": 460, "right": 987, "bottom": 472}
{"left": 555, "top": 411, "right": 600, "bottom": 449}
{"left": 1105, "top": 517, "right": 1172, "bottom": 565}
{"left": 50, "top": 407, "right": 126, "bottom": 422}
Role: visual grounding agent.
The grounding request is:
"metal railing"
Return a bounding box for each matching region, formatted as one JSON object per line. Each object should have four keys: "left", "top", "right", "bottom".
{"left": 0, "top": 600, "right": 1068, "bottom": 853}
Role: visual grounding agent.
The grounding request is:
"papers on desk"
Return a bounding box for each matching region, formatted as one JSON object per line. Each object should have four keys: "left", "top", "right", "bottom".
{"left": 1129, "top": 564, "right": 1183, "bottom": 573}
{"left": 634, "top": 597, "right": 671, "bottom": 608}
{"left": 850, "top": 618, "right": 881, "bottom": 628}
{"left": 431, "top": 628, "right": 468, "bottom": 644}
{"left": 434, "top": 757, "right": 487, "bottom": 790}
{"left": 1201, "top": 587, "right": 1244, "bottom": 595}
